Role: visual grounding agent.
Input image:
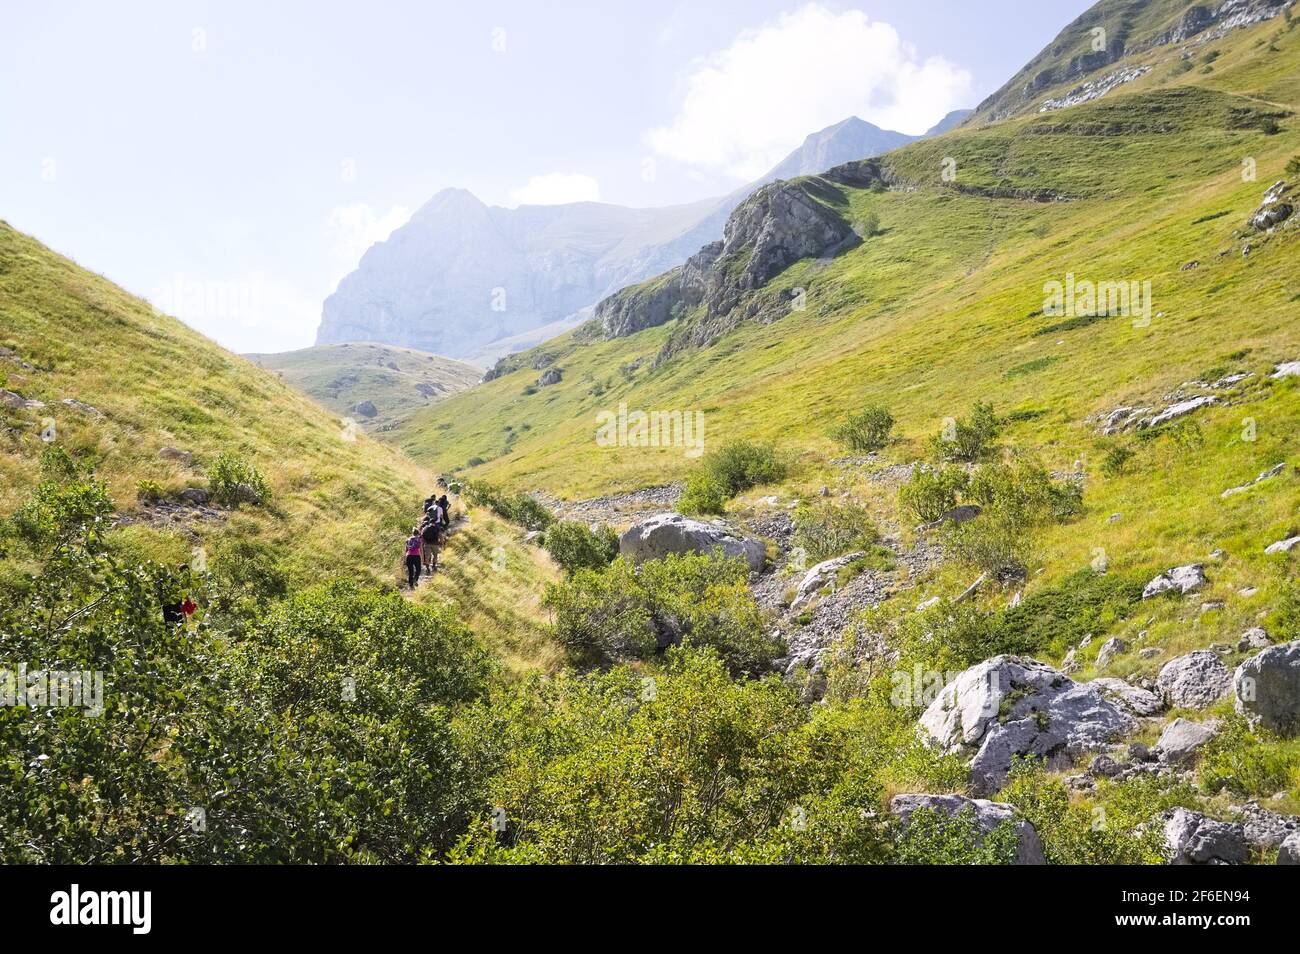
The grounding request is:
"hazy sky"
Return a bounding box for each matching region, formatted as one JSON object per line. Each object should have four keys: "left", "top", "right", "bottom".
{"left": 0, "top": 0, "right": 1091, "bottom": 353}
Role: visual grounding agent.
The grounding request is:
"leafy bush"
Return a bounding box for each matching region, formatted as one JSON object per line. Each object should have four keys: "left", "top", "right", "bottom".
{"left": 543, "top": 520, "right": 619, "bottom": 575}
{"left": 1000, "top": 762, "right": 1171, "bottom": 864}
{"left": 462, "top": 479, "right": 554, "bottom": 530}
{"left": 792, "top": 499, "right": 879, "bottom": 561}
{"left": 136, "top": 479, "right": 164, "bottom": 503}
{"left": 1101, "top": 443, "right": 1135, "bottom": 477}
{"left": 929, "top": 401, "right": 999, "bottom": 462}
{"left": 892, "top": 807, "right": 1021, "bottom": 864}
{"left": 1198, "top": 716, "right": 1300, "bottom": 800}
{"left": 1287, "top": 155, "right": 1300, "bottom": 177}
{"left": 207, "top": 452, "right": 270, "bottom": 506}
{"left": 679, "top": 440, "right": 786, "bottom": 515}
{"left": 543, "top": 553, "right": 780, "bottom": 673}
{"left": 832, "top": 405, "right": 894, "bottom": 453}
{"left": 898, "top": 464, "right": 969, "bottom": 523}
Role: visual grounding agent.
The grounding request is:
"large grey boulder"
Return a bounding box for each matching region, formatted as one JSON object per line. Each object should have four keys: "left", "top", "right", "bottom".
{"left": 1157, "top": 651, "right": 1231, "bottom": 709}
{"left": 1142, "top": 564, "right": 1206, "bottom": 599}
{"left": 1249, "top": 180, "right": 1293, "bottom": 231}
{"left": 1155, "top": 718, "right": 1220, "bottom": 764}
{"left": 889, "top": 793, "right": 1045, "bottom": 865}
{"left": 790, "top": 552, "right": 864, "bottom": 608}
{"left": 1234, "top": 640, "right": 1300, "bottom": 734}
{"left": 1163, "top": 809, "right": 1247, "bottom": 865}
{"left": 1278, "top": 832, "right": 1300, "bottom": 865}
{"left": 918, "top": 655, "right": 1134, "bottom": 795}
{"left": 618, "top": 513, "right": 765, "bottom": 572}
{"left": 1096, "top": 636, "right": 1127, "bottom": 669}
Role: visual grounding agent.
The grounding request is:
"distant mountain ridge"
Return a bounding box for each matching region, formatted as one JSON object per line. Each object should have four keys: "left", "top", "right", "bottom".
{"left": 315, "top": 112, "right": 971, "bottom": 362}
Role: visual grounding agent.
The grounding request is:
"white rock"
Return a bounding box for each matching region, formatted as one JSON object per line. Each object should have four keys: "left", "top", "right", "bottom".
{"left": 1264, "top": 535, "right": 1300, "bottom": 555}
{"left": 1096, "top": 636, "right": 1127, "bottom": 669}
{"left": 1278, "top": 832, "right": 1300, "bottom": 865}
{"left": 1270, "top": 361, "right": 1300, "bottom": 380}
{"left": 1090, "top": 677, "right": 1164, "bottom": 717}
{"left": 617, "top": 513, "right": 765, "bottom": 572}
{"left": 1164, "top": 809, "right": 1247, "bottom": 865}
{"left": 1155, "top": 718, "right": 1220, "bottom": 764}
{"left": 1157, "top": 651, "right": 1231, "bottom": 709}
{"left": 791, "top": 552, "right": 864, "bottom": 609}
{"left": 1142, "top": 563, "right": 1206, "bottom": 599}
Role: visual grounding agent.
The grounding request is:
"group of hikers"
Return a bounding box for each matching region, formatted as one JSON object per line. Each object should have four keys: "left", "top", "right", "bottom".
{"left": 404, "top": 489, "right": 451, "bottom": 589}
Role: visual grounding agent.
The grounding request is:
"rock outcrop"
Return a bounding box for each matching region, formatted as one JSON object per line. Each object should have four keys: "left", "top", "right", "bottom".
{"left": 595, "top": 166, "right": 883, "bottom": 360}
{"left": 1234, "top": 641, "right": 1300, "bottom": 734}
{"left": 1249, "top": 180, "right": 1293, "bottom": 232}
{"left": 790, "top": 552, "right": 864, "bottom": 609}
{"left": 617, "top": 513, "right": 765, "bottom": 572}
{"left": 918, "top": 655, "right": 1134, "bottom": 794}
{"left": 1155, "top": 718, "right": 1220, "bottom": 765}
{"left": 889, "top": 793, "right": 1045, "bottom": 865}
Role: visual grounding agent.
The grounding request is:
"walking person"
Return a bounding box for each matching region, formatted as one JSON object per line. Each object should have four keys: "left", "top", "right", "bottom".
{"left": 404, "top": 527, "right": 423, "bottom": 589}
{"left": 421, "top": 514, "right": 441, "bottom": 574}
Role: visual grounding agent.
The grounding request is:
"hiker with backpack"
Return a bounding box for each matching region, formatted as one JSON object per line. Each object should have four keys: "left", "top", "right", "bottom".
{"left": 404, "top": 527, "right": 423, "bottom": 589}
{"left": 421, "top": 511, "right": 442, "bottom": 574}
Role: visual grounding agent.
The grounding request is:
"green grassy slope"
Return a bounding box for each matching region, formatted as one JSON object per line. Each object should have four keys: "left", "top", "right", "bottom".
{"left": 246, "top": 342, "right": 481, "bottom": 434}
{"left": 392, "top": 11, "right": 1300, "bottom": 668}
{"left": 396, "top": 14, "right": 1298, "bottom": 498}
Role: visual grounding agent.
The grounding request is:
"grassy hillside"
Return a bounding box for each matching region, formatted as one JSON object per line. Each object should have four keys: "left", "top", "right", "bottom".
{"left": 392, "top": 8, "right": 1300, "bottom": 700}
{"left": 246, "top": 342, "right": 480, "bottom": 434}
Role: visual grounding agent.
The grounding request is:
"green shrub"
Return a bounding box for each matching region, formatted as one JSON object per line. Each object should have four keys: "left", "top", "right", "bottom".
{"left": 462, "top": 479, "right": 554, "bottom": 530}
{"left": 680, "top": 440, "right": 786, "bottom": 515}
{"left": 792, "top": 499, "right": 879, "bottom": 561}
{"left": 1101, "top": 443, "right": 1135, "bottom": 477}
{"left": 1287, "top": 156, "right": 1300, "bottom": 177}
{"left": 543, "top": 552, "right": 780, "bottom": 673}
{"left": 898, "top": 464, "right": 968, "bottom": 523}
{"left": 543, "top": 520, "right": 619, "bottom": 575}
{"left": 207, "top": 452, "right": 270, "bottom": 507}
{"left": 136, "top": 479, "right": 163, "bottom": 503}
{"left": 892, "top": 807, "right": 1021, "bottom": 865}
{"left": 831, "top": 404, "right": 894, "bottom": 453}
{"left": 1198, "top": 715, "right": 1300, "bottom": 800}
{"left": 929, "top": 401, "right": 999, "bottom": 462}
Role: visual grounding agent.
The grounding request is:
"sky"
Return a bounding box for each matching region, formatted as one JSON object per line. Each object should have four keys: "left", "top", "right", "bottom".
{"left": 0, "top": 0, "right": 1092, "bottom": 353}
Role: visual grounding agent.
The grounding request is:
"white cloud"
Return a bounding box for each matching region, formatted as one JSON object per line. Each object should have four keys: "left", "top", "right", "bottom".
{"left": 647, "top": 4, "right": 972, "bottom": 179}
{"left": 508, "top": 173, "right": 601, "bottom": 206}
{"left": 326, "top": 202, "right": 411, "bottom": 276}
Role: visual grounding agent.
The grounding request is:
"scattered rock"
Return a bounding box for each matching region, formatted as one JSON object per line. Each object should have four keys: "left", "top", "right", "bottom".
{"left": 791, "top": 552, "right": 864, "bottom": 609}
{"left": 59, "top": 397, "right": 102, "bottom": 417}
{"left": 1139, "top": 647, "right": 1161, "bottom": 659}
{"left": 1128, "top": 742, "right": 1155, "bottom": 763}
{"left": 889, "top": 794, "right": 1045, "bottom": 865}
{"left": 351, "top": 400, "right": 379, "bottom": 418}
{"left": 177, "top": 487, "right": 210, "bottom": 506}
{"left": 1090, "top": 677, "right": 1164, "bottom": 717}
{"left": 918, "top": 655, "right": 1134, "bottom": 795}
{"left": 1108, "top": 512, "right": 1122, "bottom": 523}
{"left": 1278, "top": 832, "right": 1300, "bottom": 864}
{"left": 1142, "top": 563, "right": 1206, "bottom": 599}
{"left": 1248, "top": 180, "right": 1293, "bottom": 231}
{"left": 1228, "top": 803, "right": 1300, "bottom": 852}
{"left": 1089, "top": 754, "right": 1123, "bottom": 778}
{"left": 915, "top": 595, "right": 940, "bottom": 612}
{"left": 1157, "top": 651, "right": 1231, "bottom": 709}
{"left": 0, "top": 346, "right": 33, "bottom": 369}
{"left": 1200, "top": 601, "right": 1225, "bottom": 614}
{"left": 1155, "top": 718, "right": 1220, "bottom": 764}
{"left": 158, "top": 446, "right": 193, "bottom": 467}
{"left": 1238, "top": 627, "right": 1271, "bottom": 653}
{"left": 1221, "top": 462, "right": 1285, "bottom": 498}
{"left": 537, "top": 368, "right": 563, "bottom": 386}
{"left": 618, "top": 513, "right": 765, "bottom": 572}
{"left": 1271, "top": 361, "right": 1300, "bottom": 380}
{"left": 1096, "top": 636, "right": 1127, "bottom": 669}
{"left": 1143, "top": 395, "right": 1216, "bottom": 430}
{"left": 1264, "top": 535, "right": 1300, "bottom": 555}
{"left": 1234, "top": 640, "right": 1300, "bottom": 735}
{"left": 1163, "top": 808, "right": 1247, "bottom": 865}
{"left": 0, "top": 388, "right": 44, "bottom": 411}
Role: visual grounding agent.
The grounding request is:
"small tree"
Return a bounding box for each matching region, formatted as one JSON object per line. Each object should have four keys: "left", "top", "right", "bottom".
{"left": 207, "top": 453, "right": 270, "bottom": 506}
{"left": 831, "top": 405, "right": 894, "bottom": 453}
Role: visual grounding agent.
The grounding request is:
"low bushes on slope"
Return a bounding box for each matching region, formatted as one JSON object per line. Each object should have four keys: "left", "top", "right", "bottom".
{"left": 543, "top": 552, "right": 780, "bottom": 674}
{"left": 542, "top": 520, "right": 619, "bottom": 575}
{"left": 679, "top": 440, "right": 787, "bottom": 515}
{"left": 462, "top": 479, "right": 554, "bottom": 530}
